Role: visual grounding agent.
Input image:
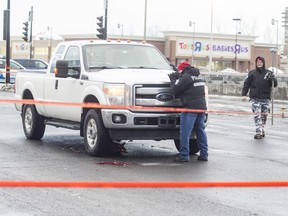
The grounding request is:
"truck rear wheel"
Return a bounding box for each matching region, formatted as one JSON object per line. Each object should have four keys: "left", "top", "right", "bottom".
{"left": 83, "top": 109, "right": 112, "bottom": 156}
{"left": 174, "top": 139, "right": 199, "bottom": 155}
{"left": 22, "top": 104, "right": 45, "bottom": 140}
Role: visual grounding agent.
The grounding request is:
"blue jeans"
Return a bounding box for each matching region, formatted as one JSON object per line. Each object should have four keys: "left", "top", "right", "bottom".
{"left": 179, "top": 112, "right": 208, "bottom": 160}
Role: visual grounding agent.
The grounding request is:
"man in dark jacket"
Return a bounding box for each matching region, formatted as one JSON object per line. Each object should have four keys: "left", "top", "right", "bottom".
{"left": 241, "top": 56, "right": 278, "bottom": 139}
{"left": 168, "top": 62, "right": 208, "bottom": 162}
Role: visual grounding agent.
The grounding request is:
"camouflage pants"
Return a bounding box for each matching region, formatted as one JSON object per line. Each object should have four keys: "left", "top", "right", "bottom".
{"left": 251, "top": 99, "right": 270, "bottom": 135}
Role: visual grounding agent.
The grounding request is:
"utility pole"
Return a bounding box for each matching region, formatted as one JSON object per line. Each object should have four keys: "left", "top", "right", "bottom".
{"left": 209, "top": 0, "right": 213, "bottom": 72}
{"left": 270, "top": 48, "right": 277, "bottom": 125}
{"left": 271, "top": 19, "right": 279, "bottom": 69}
{"left": 189, "top": 21, "right": 195, "bottom": 65}
{"left": 29, "top": 6, "right": 33, "bottom": 59}
{"left": 104, "top": 0, "right": 108, "bottom": 39}
{"left": 144, "top": 0, "right": 147, "bottom": 42}
{"left": 5, "top": 0, "right": 11, "bottom": 84}
{"left": 47, "top": 26, "right": 53, "bottom": 60}
{"left": 233, "top": 18, "right": 241, "bottom": 71}
{"left": 117, "top": 23, "right": 123, "bottom": 39}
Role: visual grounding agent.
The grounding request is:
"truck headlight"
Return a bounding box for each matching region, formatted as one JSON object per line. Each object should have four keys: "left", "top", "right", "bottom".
{"left": 103, "top": 84, "right": 126, "bottom": 105}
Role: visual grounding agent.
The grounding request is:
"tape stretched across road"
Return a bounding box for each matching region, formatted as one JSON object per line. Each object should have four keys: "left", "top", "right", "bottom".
{"left": 0, "top": 98, "right": 283, "bottom": 116}
{"left": 0, "top": 181, "right": 288, "bottom": 188}
{"left": 0, "top": 98, "right": 286, "bottom": 188}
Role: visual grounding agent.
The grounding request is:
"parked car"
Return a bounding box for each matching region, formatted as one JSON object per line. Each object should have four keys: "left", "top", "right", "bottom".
{"left": 0, "top": 59, "right": 26, "bottom": 83}
{"left": 12, "top": 58, "right": 48, "bottom": 70}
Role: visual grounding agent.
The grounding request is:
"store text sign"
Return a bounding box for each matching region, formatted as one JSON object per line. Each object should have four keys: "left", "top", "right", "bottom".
{"left": 177, "top": 38, "right": 250, "bottom": 59}
{"left": 12, "top": 42, "right": 29, "bottom": 54}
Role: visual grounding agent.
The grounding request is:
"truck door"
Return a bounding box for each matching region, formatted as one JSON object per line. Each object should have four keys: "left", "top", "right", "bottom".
{"left": 44, "top": 45, "right": 83, "bottom": 122}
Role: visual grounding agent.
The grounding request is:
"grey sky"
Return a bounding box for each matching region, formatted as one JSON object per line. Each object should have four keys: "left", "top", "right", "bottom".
{"left": 0, "top": 0, "right": 287, "bottom": 44}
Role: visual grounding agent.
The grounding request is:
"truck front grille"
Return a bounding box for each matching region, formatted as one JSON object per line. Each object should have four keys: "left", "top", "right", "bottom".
{"left": 133, "top": 84, "right": 182, "bottom": 108}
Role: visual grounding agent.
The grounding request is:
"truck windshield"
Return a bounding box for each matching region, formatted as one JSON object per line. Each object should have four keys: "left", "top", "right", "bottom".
{"left": 82, "top": 44, "right": 172, "bottom": 71}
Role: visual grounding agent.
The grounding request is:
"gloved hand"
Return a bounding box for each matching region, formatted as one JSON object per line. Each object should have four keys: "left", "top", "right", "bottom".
{"left": 168, "top": 72, "right": 179, "bottom": 82}
{"left": 269, "top": 73, "right": 276, "bottom": 82}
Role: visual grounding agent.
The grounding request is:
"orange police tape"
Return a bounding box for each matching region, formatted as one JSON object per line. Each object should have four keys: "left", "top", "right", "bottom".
{"left": 0, "top": 98, "right": 284, "bottom": 116}
{"left": 1, "top": 181, "right": 288, "bottom": 188}
{"left": 0, "top": 71, "right": 17, "bottom": 74}
{"left": 0, "top": 98, "right": 287, "bottom": 188}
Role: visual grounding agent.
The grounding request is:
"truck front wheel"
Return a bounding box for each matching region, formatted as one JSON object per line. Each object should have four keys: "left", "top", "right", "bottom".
{"left": 174, "top": 139, "right": 199, "bottom": 155}
{"left": 83, "top": 109, "right": 112, "bottom": 156}
{"left": 22, "top": 104, "right": 46, "bottom": 140}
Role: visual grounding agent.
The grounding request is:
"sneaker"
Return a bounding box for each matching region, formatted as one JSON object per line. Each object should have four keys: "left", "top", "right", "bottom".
{"left": 254, "top": 134, "right": 262, "bottom": 139}
{"left": 197, "top": 156, "right": 208, "bottom": 161}
{"left": 173, "top": 157, "right": 190, "bottom": 162}
{"left": 262, "top": 130, "right": 265, "bottom": 138}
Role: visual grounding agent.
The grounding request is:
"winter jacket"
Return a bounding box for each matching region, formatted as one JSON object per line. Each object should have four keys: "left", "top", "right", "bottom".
{"left": 169, "top": 66, "right": 207, "bottom": 111}
{"left": 242, "top": 56, "right": 278, "bottom": 100}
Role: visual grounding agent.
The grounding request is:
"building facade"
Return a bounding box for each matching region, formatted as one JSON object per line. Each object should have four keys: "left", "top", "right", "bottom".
{"left": 0, "top": 31, "right": 285, "bottom": 73}
{"left": 162, "top": 31, "right": 284, "bottom": 73}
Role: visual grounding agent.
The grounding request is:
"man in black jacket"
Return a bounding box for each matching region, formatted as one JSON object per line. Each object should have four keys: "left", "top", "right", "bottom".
{"left": 241, "top": 56, "right": 278, "bottom": 139}
{"left": 168, "top": 62, "right": 208, "bottom": 162}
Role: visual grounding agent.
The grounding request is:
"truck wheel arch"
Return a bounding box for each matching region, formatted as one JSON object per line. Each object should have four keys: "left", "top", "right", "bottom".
{"left": 80, "top": 95, "right": 99, "bottom": 137}
{"left": 23, "top": 89, "right": 33, "bottom": 99}
{"left": 21, "top": 89, "right": 34, "bottom": 112}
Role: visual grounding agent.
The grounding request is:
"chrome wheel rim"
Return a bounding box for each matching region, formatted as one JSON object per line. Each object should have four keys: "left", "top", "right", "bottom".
{"left": 86, "top": 118, "right": 97, "bottom": 148}
{"left": 24, "top": 107, "right": 33, "bottom": 133}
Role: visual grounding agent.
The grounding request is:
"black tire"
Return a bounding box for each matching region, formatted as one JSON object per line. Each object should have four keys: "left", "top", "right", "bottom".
{"left": 83, "top": 109, "right": 112, "bottom": 156}
{"left": 174, "top": 139, "right": 199, "bottom": 155}
{"left": 22, "top": 104, "right": 45, "bottom": 140}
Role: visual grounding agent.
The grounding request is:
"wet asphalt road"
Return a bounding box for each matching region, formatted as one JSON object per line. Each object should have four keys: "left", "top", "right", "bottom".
{"left": 1, "top": 90, "right": 288, "bottom": 216}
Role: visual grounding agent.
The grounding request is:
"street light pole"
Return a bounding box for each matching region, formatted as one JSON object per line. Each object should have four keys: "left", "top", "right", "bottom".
{"left": 189, "top": 21, "right": 195, "bottom": 65}
{"left": 104, "top": 0, "right": 108, "bottom": 39}
{"left": 47, "top": 26, "right": 53, "bottom": 60}
{"left": 272, "top": 19, "right": 279, "bottom": 69}
{"left": 209, "top": 0, "right": 214, "bottom": 72}
{"left": 144, "top": 0, "right": 147, "bottom": 42}
{"left": 5, "top": 0, "right": 11, "bottom": 84}
{"left": 270, "top": 48, "right": 277, "bottom": 125}
{"left": 233, "top": 18, "right": 241, "bottom": 71}
{"left": 29, "top": 6, "right": 33, "bottom": 59}
{"left": 117, "top": 23, "right": 123, "bottom": 39}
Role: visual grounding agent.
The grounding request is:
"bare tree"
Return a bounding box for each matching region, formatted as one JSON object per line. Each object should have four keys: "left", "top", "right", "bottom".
{"left": 263, "top": 26, "right": 275, "bottom": 44}
{"left": 147, "top": 25, "right": 161, "bottom": 37}
{"left": 214, "top": 23, "right": 222, "bottom": 34}
{"left": 241, "top": 21, "right": 256, "bottom": 36}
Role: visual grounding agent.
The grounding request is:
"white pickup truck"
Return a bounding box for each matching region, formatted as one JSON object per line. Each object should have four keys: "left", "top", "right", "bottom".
{"left": 15, "top": 40, "right": 206, "bottom": 156}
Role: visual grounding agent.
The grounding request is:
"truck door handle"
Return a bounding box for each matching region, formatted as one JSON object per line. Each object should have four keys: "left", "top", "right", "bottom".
{"left": 55, "top": 80, "right": 58, "bottom": 89}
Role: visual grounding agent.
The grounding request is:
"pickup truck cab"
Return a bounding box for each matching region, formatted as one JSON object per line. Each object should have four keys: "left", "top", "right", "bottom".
{"left": 15, "top": 40, "right": 207, "bottom": 156}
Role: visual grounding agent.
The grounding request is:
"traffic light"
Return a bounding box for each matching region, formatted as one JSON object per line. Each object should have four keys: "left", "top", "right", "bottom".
{"left": 96, "top": 16, "right": 105, "bottom": 39}
{"left": 22, "top": 21, "right": 29, "bottom": 42}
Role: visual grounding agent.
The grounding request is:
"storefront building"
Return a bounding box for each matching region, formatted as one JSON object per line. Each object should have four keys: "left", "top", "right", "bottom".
{"left": 0, "top": 31, "right": 284, "bottom": 73}
{"left": 162, "top": 31, "right": 281, "bottom": 72}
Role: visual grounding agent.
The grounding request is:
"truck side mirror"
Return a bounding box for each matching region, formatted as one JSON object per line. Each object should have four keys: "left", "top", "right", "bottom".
{"left": 55, "top": 60, "right": 69, "bottom": 78}
{"left": 55, "top": 60, "right": 80, "bottom": 78}
{"left": 170, "top": 64, "right": 178, "bottom": 72}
